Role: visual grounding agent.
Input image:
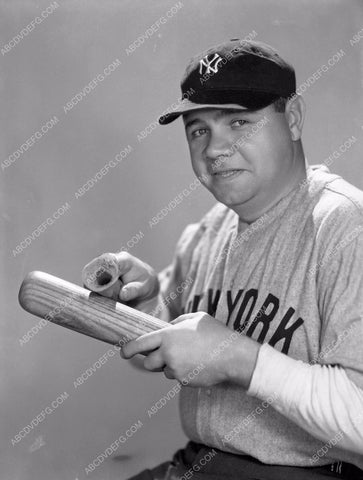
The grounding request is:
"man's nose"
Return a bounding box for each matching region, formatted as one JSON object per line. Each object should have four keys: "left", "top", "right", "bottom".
{"left": 205, "top": 130, "right": 232, "bottom": 161}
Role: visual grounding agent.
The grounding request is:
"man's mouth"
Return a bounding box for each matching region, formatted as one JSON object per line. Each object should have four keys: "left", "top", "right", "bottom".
{"left": 212, "top": 169, "right": 244, "bottom": 178}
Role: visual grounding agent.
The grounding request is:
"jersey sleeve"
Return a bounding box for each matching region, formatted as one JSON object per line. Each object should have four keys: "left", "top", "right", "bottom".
{"left": 134, "top": 222, "right": 202, "bottom": 322}
{"left": 316, "top": 207, "right": 363, "bottom": 389}
{"left": 156, "top": 222, "right": 203, "bottom": 321}
{"left": 155, "top": 202, "right": 226, "bottom": 321}
{"left": 136, "top": 202, "right": 225, "bottom": 321}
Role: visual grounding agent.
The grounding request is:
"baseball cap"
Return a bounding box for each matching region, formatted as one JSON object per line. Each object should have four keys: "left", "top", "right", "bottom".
{"left": 158, "top": 39, "right": 296, "bottom": 125}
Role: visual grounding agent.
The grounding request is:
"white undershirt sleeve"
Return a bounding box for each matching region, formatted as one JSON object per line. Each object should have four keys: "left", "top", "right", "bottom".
{"left": 247, "top": 343, "right": 363, "bottom": 455}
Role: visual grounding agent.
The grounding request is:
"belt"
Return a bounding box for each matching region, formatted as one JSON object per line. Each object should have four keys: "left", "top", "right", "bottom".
{"left": 320, "top": 460, "right": 363, "bottom": 478}
{"left": 143, "top": 441, "right": 363, "bottom": 480}
{"left": 166, "top": 442, "right": 363, "bottom": 480}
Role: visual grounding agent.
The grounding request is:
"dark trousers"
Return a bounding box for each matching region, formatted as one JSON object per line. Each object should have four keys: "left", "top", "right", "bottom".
{"left": 127, "top": 441, "right": 363, "bottom": 480}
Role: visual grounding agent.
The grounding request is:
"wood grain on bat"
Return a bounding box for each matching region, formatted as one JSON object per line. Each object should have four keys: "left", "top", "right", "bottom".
{"left": 18, "top": 271, "right": 168, "bottom": 346}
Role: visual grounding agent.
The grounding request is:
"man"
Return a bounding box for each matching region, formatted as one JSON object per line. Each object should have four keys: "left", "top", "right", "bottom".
{"left": 86, "top": 39, "right": 363, "bottom": 479}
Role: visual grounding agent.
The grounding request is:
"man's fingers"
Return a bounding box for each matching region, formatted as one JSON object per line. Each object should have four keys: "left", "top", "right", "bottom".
{"left": 143, "top": 350, "right": 165, "bottom": 371}
{"left": 170, "top": 314, "right": 190, "bottom": 325}
{"left": 99, "top": 279, "right": 123, "bottom": 300}
{"left": 122, "top": 331, "right": 162, "bottom": 358}
{"left": 114, "top": 252, "right": 134, "bottom": 277}
{"left": 119, "top": 281, "right": 148, "bottom": 302}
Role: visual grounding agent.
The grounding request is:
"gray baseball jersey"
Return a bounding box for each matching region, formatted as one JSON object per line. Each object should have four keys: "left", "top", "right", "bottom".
{"left": 157, "top": 164, "right": 363, "bottom": 468}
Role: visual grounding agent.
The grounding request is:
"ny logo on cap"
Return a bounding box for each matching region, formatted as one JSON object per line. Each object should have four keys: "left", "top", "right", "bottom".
{"left": 199, "top": 53, "right": 223, "bottom": 75}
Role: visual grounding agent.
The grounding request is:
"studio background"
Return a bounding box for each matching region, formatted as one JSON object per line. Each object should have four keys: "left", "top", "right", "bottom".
{"left": 1, "top": 1, "right": 362, "bottom": 479}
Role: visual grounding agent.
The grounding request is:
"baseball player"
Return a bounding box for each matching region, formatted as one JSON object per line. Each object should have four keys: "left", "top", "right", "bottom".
{"left": 85, "top": 39, "right": 363, "bottom": 479}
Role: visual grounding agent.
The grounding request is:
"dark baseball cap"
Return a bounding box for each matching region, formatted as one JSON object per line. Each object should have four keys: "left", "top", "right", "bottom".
{"left": 158, "top": 39, "right": 296, "bottom": 125}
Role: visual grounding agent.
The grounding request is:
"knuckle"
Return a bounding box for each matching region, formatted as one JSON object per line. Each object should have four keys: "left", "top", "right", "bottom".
{"left": 116, "top": 251, "right": 132, "bottom": 264}
{"left": 164, "top": 353, "right": 177, "bottom": 370}
{"left": 99, "top": 251, "right": 114, "bottom": 259}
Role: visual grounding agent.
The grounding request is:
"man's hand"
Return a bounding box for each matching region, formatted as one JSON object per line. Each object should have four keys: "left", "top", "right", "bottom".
{"left": 121, "top": 312, "right": 261, "bottom": 389}
{"left": 83, "top": 251, "right": 159, "bottom": 304}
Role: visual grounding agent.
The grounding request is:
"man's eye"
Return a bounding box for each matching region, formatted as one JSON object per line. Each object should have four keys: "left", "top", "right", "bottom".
{"left": 231, "top": 119, "right": 247, "bottom": 127}
{"left": 191, "top": 128, "right": 208, "bottom": 137}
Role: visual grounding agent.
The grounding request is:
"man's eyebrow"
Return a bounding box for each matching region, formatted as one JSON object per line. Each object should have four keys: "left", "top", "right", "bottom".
{"left": 184, "top": 108, "right": 254, "bottom": 130}
{"left": 184, "top": 118, "right": 202, "bottom": 130}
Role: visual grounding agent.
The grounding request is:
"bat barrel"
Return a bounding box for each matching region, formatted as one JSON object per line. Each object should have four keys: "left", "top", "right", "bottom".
{"left": 18, "top": 271, "right": 167, "bottom": 346}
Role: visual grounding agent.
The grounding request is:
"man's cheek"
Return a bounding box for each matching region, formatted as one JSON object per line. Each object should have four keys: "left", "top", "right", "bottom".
{"left": 191, "top": 159, "right": 206, "bottom": 178}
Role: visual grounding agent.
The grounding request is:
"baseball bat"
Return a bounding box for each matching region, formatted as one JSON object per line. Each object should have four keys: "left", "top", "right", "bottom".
{"left": 18, "top": 271, "right": 168, "bottom": 346}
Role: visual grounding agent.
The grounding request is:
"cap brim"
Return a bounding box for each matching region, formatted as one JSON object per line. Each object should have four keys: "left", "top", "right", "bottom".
{"left": 158, "top": 99, "right": 249, "bottom": 125}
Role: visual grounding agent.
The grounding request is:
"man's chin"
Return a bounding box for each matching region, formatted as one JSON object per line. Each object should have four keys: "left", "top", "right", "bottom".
{"left": 210, "top": 190, "right": 248, "bottom": 208}
{"left": 201, "top": 177, "right": 252, "bottom": 206}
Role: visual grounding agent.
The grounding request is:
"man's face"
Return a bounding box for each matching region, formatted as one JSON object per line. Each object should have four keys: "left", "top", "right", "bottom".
{"left": 183, "top": 105, "right": 295, "bottom": 218}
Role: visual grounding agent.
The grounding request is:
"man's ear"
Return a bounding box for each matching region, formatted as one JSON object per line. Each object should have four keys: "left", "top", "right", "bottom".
{"left": 285, "top": 94, "right": 306, "bottom": 141}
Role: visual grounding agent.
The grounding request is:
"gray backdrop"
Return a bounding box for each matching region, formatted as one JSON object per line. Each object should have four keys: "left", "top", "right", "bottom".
{"left": 1, "top": 1, "right": 362, "bottom": 479}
